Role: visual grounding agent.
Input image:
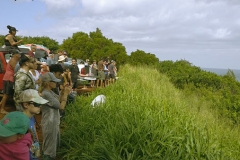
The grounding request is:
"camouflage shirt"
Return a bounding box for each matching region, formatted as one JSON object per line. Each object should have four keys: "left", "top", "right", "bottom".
{"left": 14, "top": 68, "right": 36, "bottom": 111}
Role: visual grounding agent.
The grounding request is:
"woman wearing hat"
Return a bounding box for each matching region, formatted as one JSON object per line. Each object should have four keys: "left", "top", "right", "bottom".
{"left": 4, "top": 25, "right": 22, "bottom": 50}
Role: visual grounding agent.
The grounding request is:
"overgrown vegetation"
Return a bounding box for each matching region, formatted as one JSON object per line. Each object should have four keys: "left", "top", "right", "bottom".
{"left": 157, "top": 60, "right": 240, "bottom": 124}
{"left": 58, "top": 65, "right": 240, "bottom": 159}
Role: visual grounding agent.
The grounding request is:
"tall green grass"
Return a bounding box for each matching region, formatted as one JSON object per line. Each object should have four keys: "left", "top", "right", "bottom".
{"left": 58, "top": 64, "right": 240, "bottom": 160}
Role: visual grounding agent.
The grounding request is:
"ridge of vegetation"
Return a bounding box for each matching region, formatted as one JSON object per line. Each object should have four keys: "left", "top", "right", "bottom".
{"left": 58, "top": 64, "right": 240, "bottom": 160}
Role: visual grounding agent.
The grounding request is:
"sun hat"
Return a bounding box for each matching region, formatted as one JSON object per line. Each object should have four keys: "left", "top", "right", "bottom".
{"left": 41, "top": 72, "right": 61, "bottom": 83}
{"left": 20, "top": 89, "right": 48, "bottom": 104}
{"left": 0, "top": 111, "right": 30, "bottom": 137}
{"left": 58, "top": 55, "right": 66, "bottom": 61}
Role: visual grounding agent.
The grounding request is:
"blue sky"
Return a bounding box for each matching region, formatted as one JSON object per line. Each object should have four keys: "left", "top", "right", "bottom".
{"left": 1, "top": 0, "right": 240, "bottom": 69}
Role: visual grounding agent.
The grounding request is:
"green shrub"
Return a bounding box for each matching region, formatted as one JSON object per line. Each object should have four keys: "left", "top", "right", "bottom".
{"left": 58, "top": 64, "right": 240, "bottom": 160}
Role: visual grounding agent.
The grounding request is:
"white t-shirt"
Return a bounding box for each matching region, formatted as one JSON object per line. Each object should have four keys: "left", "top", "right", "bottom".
{"left": 29, "top": 70, "right": 40, "bottom": 90}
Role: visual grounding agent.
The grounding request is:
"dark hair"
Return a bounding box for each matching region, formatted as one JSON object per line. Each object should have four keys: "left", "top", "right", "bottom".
{"left": 7, "top": 25, "right": 17, "bottom": 33}
{"left": 72, "top": 58, "right": 77, "bottom": 61}
{"left": 49, "top": 64, "right": 63, "bottom": 73}
{"left": 19, "top": 54, "right": 32, "bottom": 67}
{"left": 63, "top": 66, "right": 69, "bottom": 71}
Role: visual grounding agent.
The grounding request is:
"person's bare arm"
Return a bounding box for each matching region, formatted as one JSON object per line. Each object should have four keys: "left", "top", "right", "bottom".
{"left": 6, "top": 35, "right": 22, "bottom": 46}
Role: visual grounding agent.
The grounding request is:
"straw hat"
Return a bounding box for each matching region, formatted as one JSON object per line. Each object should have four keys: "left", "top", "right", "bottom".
{"left": 58, "top": 55, "right": 66, "bottom": 61}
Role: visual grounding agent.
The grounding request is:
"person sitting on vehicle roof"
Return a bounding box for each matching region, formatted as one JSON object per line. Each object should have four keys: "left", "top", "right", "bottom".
{"left": 4, "top": 25, "right": 22, "bottom": 50}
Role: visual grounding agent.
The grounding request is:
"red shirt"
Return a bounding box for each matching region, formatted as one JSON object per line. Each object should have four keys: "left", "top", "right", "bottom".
{"left": 0, "top": 133, "right": 32, "bottom": 160}
{"left": 3, "top": 63, "right": 14, "bottom": 82}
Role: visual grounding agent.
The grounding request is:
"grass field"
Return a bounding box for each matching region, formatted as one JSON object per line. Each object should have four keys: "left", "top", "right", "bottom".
{"left": 58, "top": 64, "right": 240, "bottom": 160}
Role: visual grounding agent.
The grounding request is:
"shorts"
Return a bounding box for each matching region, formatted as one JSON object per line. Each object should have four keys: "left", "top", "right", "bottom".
{"left": 109, "top": 74, "right": 115, "bottom": 79}
{"left": 105, "top": 73, "right": 109, "bottom": 80}
{"left": 3, "top": 81, "right": 14, "bottom": 96}
{"left": 98, "top": 71, "right": 105, "bottom": 80}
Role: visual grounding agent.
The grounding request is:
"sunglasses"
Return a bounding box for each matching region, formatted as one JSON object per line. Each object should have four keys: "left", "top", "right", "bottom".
{"left": 29, "top": 102, "right": 41, "bottom": 107}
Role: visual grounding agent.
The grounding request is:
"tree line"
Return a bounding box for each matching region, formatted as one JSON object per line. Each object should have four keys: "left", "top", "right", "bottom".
{"left": 1, "top": 28, "right": 239, "bottom": 124}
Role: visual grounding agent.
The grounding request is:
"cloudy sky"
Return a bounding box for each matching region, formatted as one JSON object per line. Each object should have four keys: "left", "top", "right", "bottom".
{"left": 1, "top": 0, "right": 240, "bottom": 69}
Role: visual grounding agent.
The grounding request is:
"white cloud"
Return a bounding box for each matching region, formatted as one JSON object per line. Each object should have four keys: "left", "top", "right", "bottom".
{"left": 3, "top": 0, "right": 239, "bottom": 69}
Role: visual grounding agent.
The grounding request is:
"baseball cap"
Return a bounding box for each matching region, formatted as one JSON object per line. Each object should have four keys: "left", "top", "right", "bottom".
{"left": 0, "top": 111, "right": 30, "bottom": 137}
{"left": 20, "top": 89, "right": 48, "bottom": 104}
{"left": 42, "top": 72, "right": 61, "bottom": 83}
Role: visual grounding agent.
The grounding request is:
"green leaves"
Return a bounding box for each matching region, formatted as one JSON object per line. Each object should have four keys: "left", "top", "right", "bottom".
{"left": 58, "top": 65, "right": 240, "bottom": 159}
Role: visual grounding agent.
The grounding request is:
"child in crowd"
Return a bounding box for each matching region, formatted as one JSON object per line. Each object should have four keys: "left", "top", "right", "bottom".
{"left": 0, "top": 111, "right": 31, "bottom": 160}
{"left": 19, "top": 89, "right": 48, "bottom": 160}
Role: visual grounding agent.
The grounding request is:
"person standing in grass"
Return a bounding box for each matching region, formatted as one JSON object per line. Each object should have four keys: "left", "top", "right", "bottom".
{"left": 103, "top": 60, "right": 109, "bottom": 87}
{"left": 39, "top": 72, "right": 71, "bottom": 160}
{"left": 69, "top": 58, "right": 79, "bottom": 90}
{"left": 97, "top": 58, "right": 105, "bottom": 87}
{"left": 0, "top": 49, "right": 21, "bottom": 114}
{"left": 108, "top": 60, "right": 116, "bottom": 84}
{"left": 90, "top": 60, "right": 98, "bottom": 87}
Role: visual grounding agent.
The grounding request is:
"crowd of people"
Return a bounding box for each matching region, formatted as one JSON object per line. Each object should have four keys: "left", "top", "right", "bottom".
{"left": 0, "top": 25, "right": 118, "bottom": 160}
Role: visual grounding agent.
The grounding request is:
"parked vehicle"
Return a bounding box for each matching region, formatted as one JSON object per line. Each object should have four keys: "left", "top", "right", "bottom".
{"left": 0, "top": 47, "right": 12, "bottom": 93}
{"left": 18, "top": 44, "right": 49, "bottom": 58}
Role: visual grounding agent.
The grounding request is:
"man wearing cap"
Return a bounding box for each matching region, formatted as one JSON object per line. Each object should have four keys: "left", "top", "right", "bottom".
{"left": 0, "top": 111, "right": 32, "bottom": 159}
{"left": 39, "top": 72, "right": 71, "bottom": 159}
{"left": 0, "top": 49, "right": 21, "bottom": 114}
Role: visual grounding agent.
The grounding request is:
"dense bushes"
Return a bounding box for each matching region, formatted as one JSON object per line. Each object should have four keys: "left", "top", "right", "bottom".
{"left": 157, "top": 60, "right": 240, "bottom": 124}
{"left": 58, "top": 65, "right": 240, "bottom": 159}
